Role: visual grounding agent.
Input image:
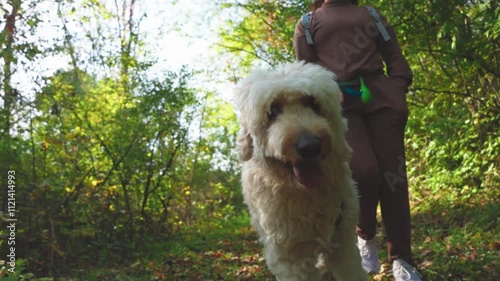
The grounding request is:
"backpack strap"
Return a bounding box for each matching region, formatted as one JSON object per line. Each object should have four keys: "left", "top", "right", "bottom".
{"left": 301, "top": 12, "right": 314, "bottom": 45}
{"left": 365, "top": 6, "right": 391, "bottom": 41}
{"left": 301, "top": 7, "right": 390, "bottom": 45}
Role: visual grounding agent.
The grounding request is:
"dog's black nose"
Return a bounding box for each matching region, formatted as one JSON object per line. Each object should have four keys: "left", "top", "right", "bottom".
{"left": 295, "top": 134, "right": 322, "bottom": 159}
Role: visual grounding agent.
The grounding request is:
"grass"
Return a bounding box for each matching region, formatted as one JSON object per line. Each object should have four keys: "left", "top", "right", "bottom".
{"left": 372, "top": 186, "right": 499, "bottom": 281}
{"left": 152, "top": 216, "right": 274, "bottom": 281}
{"left": 408, "top": 189, "right": 499, "bottom": 281}
{"left": 4, "top": 187, "right": 498, "bottom": 281}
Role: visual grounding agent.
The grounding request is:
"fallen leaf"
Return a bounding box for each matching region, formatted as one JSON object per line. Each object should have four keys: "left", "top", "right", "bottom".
{"left": 420, "top": 249, "right": 435, "bottom": 257}
{"left": 419, "top": 260, "right": 433, "bottom": 269}
{"left": 490, "top": 241, "right": 500, "bottom": 251}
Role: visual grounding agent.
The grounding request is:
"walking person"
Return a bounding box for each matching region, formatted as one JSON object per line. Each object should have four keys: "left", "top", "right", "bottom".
{"left": 294, "top": 1, "right": 423, "bottom": 280}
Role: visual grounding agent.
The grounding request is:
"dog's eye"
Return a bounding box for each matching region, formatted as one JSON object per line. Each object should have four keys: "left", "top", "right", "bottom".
{"left": 268, "top": 104, "right": 282, "bottom": 121}
{"left": 310, "top": 102, "right": 321, "bottom": 114}
{"left": 304, "top": 97, "right": 321, "bottom": 114}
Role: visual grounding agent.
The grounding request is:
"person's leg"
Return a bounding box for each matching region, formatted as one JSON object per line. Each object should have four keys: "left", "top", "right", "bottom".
{"left": 366, "top": 100, "right": 412, "bottom": 264}
{"left": 362, "top": 75, "right": 421, "bottom": 280}
{"left": 343, "top": 112, "right": 381, "bottom": 241}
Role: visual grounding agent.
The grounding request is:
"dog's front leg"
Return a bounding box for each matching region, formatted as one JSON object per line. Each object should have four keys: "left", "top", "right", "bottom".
{"left": 269, "top": 260, "right": 323, "bottom": 281}
{"left": 265, "top": 246, "right": 323, "bottom": 281}
{"left": 329, "top": 243, "right": 369, "bottom": 281}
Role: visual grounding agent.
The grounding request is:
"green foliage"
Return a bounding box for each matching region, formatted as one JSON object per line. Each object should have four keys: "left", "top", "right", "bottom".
{"left": 17, "top": 65, "right": 199, "bottom": 273}
{"left": 386, "top": 0, "right": 500, "bottom": 197}
{"left": 218, "top": 0, "right": 311, "bottom": 71}
{"left": 7, "top": 64, "right": 242, "bottom": 276}
{"left": 0, "top": 0, "right": 243, "bottom": 277}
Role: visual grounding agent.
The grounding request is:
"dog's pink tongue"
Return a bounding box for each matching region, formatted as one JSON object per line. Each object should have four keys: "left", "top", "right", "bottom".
{"left": 292, "top": 163, "right": 322, "bottom": 189}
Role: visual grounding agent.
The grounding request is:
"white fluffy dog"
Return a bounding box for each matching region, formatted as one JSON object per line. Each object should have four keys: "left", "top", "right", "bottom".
{"left": 233, "top": 62, "right": 369, "bottom": 281}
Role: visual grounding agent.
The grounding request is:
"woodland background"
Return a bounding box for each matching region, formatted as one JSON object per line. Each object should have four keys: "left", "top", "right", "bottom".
{"left": 0, "top": 0, "right": 498, "bottom": 280}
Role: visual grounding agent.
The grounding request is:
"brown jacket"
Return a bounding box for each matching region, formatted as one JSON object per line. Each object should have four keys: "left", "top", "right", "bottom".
{"left": 294, "top": 1, "right": 412, "bottom": 90}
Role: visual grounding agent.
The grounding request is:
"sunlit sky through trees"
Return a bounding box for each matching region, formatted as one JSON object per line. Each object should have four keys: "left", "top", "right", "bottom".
{"left": 9, "top": 0, "right": 237, "bottom": 102}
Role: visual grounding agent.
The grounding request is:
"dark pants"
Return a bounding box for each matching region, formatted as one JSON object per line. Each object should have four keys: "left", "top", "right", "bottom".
{"left": 342, "top": 74, "right": 412, "bottom": 264}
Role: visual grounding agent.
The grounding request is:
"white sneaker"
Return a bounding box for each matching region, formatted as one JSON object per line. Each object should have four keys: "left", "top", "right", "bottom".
{"left": 357, "top": 236, "right": 380, "bottom": 273}
{"left": 393, "top": 259, "right": 423, "bottom": 281}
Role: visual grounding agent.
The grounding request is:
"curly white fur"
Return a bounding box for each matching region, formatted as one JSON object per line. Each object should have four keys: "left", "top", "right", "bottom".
{"left": 233, "top": 62, "right": 369, "bottom": 281}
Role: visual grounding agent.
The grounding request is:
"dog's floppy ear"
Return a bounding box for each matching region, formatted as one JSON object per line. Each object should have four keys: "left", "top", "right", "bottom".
{"left": 236, "top": 122, "right": 253, "bottom": 161}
